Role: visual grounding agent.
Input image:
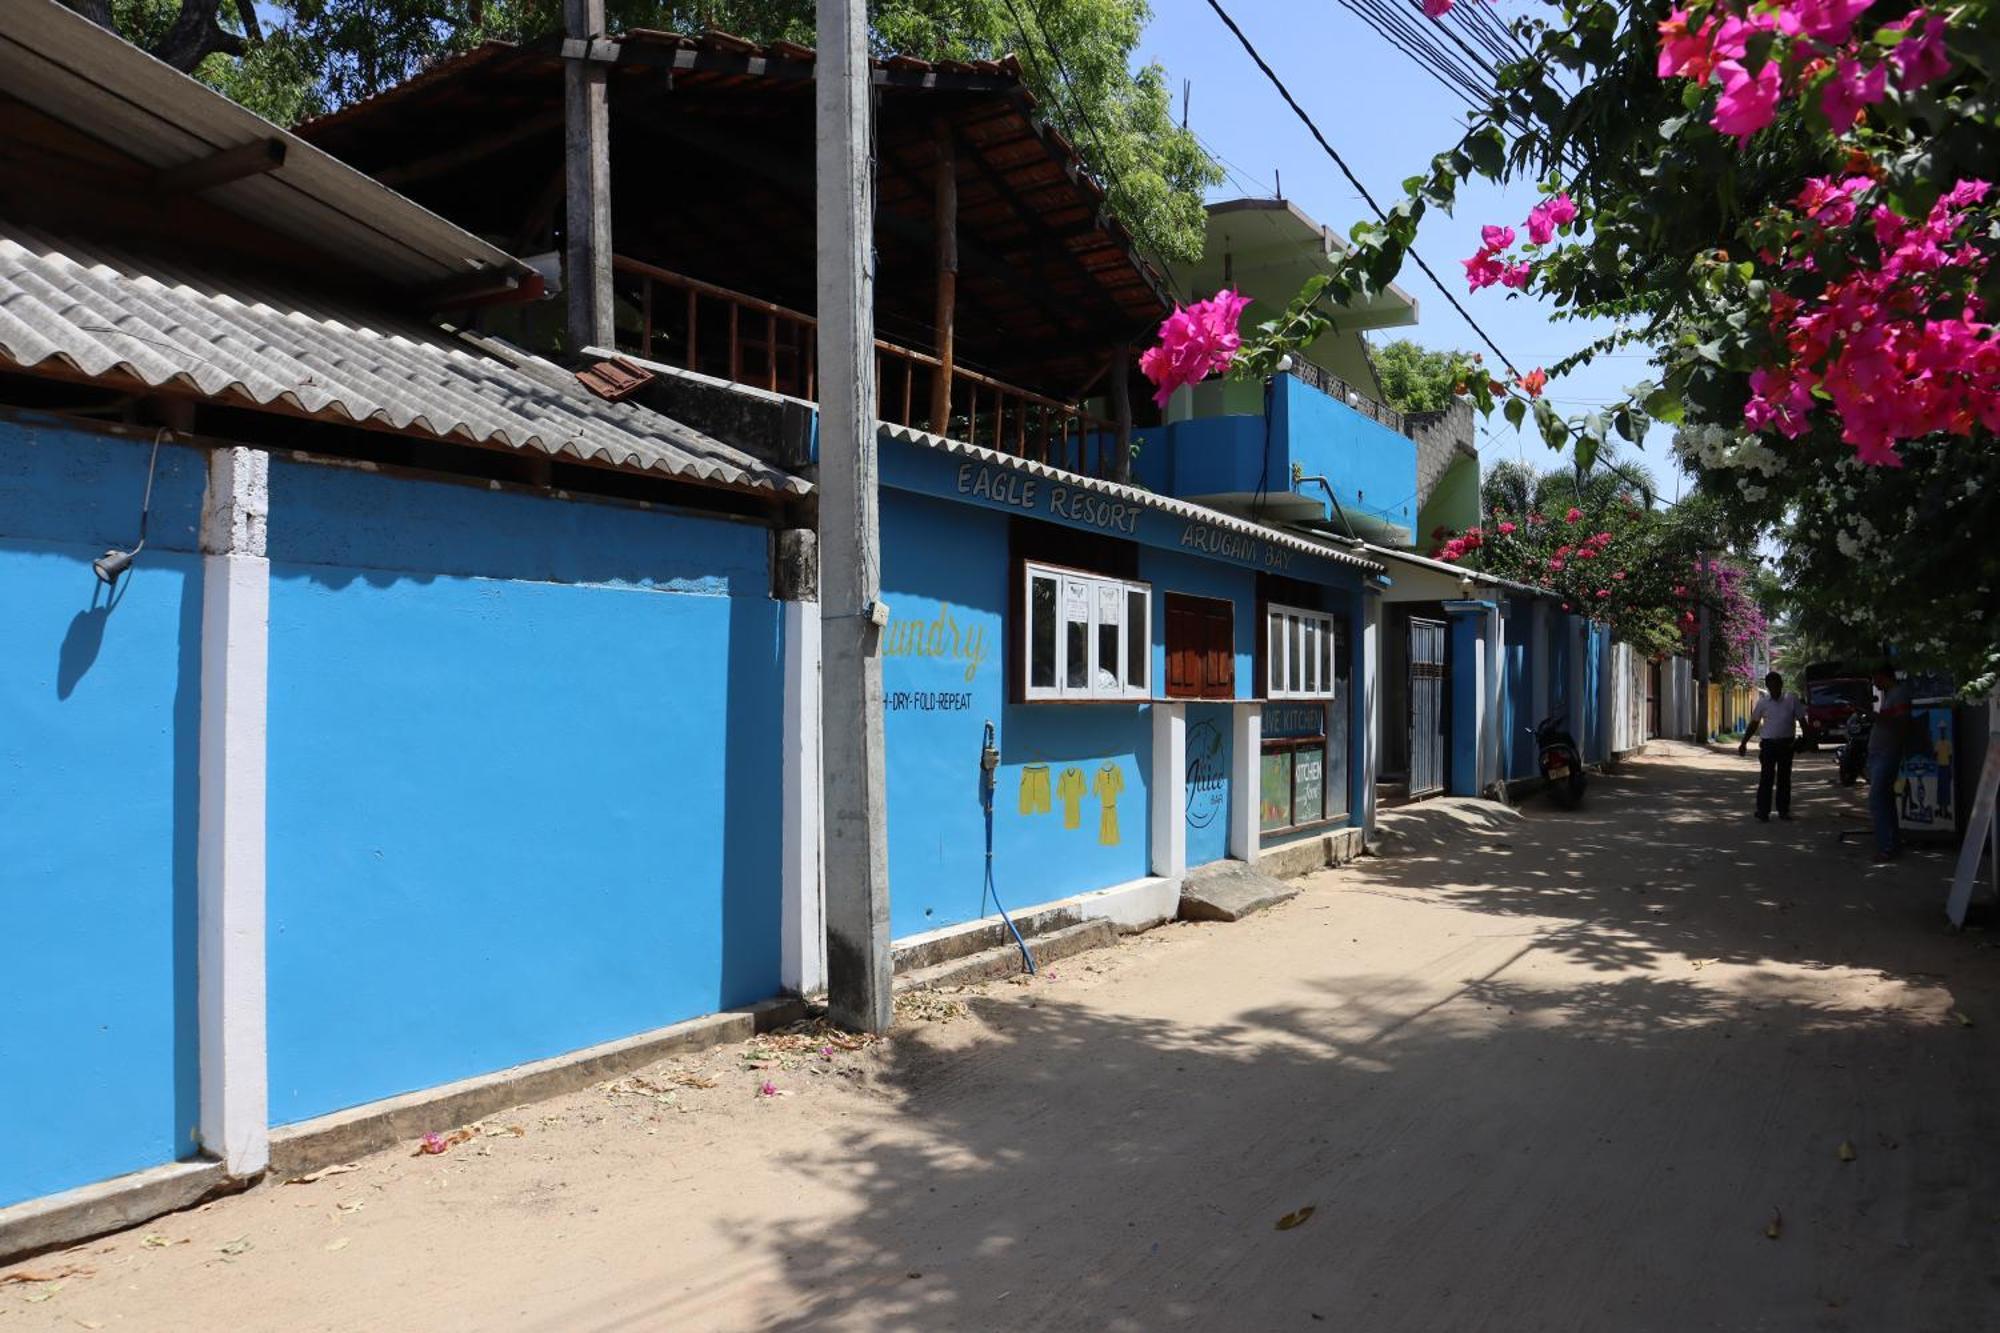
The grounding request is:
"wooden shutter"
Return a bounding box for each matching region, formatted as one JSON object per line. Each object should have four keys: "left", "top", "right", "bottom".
{"left": 1202, "top": 601, "right": 1235, "bottom": 699}
{"left": 1165, "top": 596, "right": 1199, "bottom": 697}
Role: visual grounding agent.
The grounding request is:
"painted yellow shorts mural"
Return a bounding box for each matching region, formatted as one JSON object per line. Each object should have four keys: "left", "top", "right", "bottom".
{"left": 1018, "top": 764, "right": 1051, "bottom": 815}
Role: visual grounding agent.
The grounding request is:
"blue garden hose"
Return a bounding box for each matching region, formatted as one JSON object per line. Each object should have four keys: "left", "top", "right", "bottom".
{"left": 982, "top": 720, "right": 1038, "bottom": 975}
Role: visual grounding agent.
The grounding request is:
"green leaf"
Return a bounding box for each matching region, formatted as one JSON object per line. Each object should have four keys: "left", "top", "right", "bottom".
{"left": 1504, "top": 396, "right": 1528, "bottom": 428}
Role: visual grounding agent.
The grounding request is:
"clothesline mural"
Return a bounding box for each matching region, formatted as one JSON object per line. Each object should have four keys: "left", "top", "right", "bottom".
{"left": 1020, "top": 762, "right": 1123, "bottom": 847}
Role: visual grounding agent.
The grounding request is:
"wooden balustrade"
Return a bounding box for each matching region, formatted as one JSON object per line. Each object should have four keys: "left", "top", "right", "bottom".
{"left": 612, "top": 256, "right": 1121, "bottom": 476}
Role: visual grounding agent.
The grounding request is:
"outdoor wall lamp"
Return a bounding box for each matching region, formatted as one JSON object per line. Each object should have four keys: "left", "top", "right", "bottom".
{"left": 94, "top": 428, "right": 167, "bottom": 586}
{"left": 1460, "top": 573, "right": 1477, "bottom": 599}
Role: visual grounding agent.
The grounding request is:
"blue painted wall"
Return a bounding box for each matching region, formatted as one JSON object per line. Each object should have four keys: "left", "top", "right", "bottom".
{"left": 1128, "top": 374, "right": 1417, "bottom": 538}
{"left": 1549, "top": 611, "right": 1572, "bottom": 725}
{"left": 0, "top": 421, "right": 204, "bottom": 1205}
{"left": 265, "top": 460, "right": 783, "bottom": 1125}
{"left": 1184, "top": 701, "right": 1232, "bottom": 866}
{"left": 1504, "top": 600, "right": 1534, "bottom": 779}
{"left": 1584, "top": 623, "right": 1612, "bottom": 762}
{"left": 1447, "top": 609, "right": 1486, "bottom": 797}
{"left": 879, "top": 492, "right": 1149, "bottom": 938}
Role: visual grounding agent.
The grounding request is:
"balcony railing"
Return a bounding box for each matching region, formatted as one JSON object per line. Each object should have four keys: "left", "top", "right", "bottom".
{"left": 612, "top": 257, "right": 1121, "bottom": 476}
{"left": 1287, "top": 355, "right": 1405, "bottom": 434}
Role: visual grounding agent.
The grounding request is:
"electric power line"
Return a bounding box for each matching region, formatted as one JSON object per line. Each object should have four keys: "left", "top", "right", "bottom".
{"left": 1202, "top": 0, "right": 1522, "bottom": 377}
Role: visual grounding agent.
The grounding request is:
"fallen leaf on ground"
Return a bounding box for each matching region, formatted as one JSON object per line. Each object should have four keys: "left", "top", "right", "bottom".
{"left": 1951, "top": 1010, "right": 1974, "bottom": 1027}
{"left": 1837, "top": 1140, "right": 1857, "bottom": 1162}
{"left": 1765, "top": 1208, "right": 1783, "bottom": 1240}
{"left": 216, "top": 1238, "right": 252, "bottom": 1257}
{"left": 21, "top": 1282, "right": 62, "bottom": 1303}
{"left": 1275, "top": 1206, "right": 1316, "bottom": 1232}
{"left": 671, "top": 1072, "right": 719, "bottom": 1090}
{"left": 139, "top": 1234, "right": 175, "bottom": 1249}
{"left": 0, "top": 1265, "right": 92, "bottom": 1285}
{"left": 324, "top": 1238, "right": 350, "bottom": 1253}
{"left": 286, "top": 1163, "right": 361, "bottom": 1185}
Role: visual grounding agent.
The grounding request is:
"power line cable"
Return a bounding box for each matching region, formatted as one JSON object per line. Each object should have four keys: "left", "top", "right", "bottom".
{"left": 1202, "top": 0, "right": 1521, "bottom": 376}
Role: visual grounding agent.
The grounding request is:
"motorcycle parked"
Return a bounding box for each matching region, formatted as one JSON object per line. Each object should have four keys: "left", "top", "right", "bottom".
{"left": 1835, "top": 711, "right": 1872, "bottom": 786}
{"left": 1531, "top": 713, "right": 1587, "bottom": 808}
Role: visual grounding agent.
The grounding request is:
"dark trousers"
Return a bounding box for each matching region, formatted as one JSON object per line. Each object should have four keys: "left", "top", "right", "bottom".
{"left": 1757, "top": 739, "right": 1794, "bottom": 818}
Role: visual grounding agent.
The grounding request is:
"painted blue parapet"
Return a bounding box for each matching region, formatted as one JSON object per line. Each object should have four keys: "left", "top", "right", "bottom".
{"left": 0, "top": 422, "right": 206, "bottom": 1206}
{"left": 264, "top": 460, "right": 783, "bottom": 1125}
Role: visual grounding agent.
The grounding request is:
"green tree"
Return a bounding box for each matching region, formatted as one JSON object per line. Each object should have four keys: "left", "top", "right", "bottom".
{"left": 73, "top": 0, "right": 1219, "bottom": 265}
{"left": 1372, "top": 339, "right": 1472, "bottom": 416}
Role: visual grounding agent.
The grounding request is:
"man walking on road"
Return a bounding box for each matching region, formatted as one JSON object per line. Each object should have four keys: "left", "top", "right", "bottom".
{"left": 1867, "top": 664, "right": 1912, "bottom": 861}
{"left": 1740, "top": 670, "right": 1800, "bottom": 822}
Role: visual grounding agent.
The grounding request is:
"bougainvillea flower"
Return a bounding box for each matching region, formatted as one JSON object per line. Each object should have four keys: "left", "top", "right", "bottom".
{"left": 1423, "top": 0, "right": 1454, "bottom": 17}
{"left": 1525, "top": 193, "right": 1577, "bottom": 244}
{"left": 1821, "top": 57, "right": 1886, "bottom": 134}
{"left": 1497, "top": 521, "right": 1517, "bottom": 535}
{"left": 1500, "top": 261, "right": 1534, "bottom": 290}
{"left": 1463, "top": 250, "right": 1506, "bottom": 290}
{"left": 1564, "top": 507, "right": 1583, "bottom": 524}
{"left": 1517, "top": 367, "right": 1549, "bottom": 397}
{"left": 1711, "top": 59, "right": 1782, "bottom": 142}
{"left": 1794, "top": 0, "right": 1877, "bottom": 45}
{"left": 1657, "top": 10, "right": 1713, "bottom": 81}
{"left": 1886, "top": 10, "right": 1951, "bottom": 88}
{"left": 1481, "top": 224, "right": 1516, "bottom": 250}
{"left": 1795, "top": 174, "right": 1873, "bottom": 227}
{"left": 1137, "top": 289, "right": 1251, "bottom": 409}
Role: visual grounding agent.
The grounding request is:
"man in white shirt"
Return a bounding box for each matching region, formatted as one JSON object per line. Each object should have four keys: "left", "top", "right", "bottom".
{"left": 1740, "top": 671, "right": 1801, "bottom": 822}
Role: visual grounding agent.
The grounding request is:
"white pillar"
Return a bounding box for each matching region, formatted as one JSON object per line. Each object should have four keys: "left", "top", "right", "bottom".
{"left": 198, "top": 446, "right": 269, "bottom": 1179}
{"left": 1150, "top": 702, "right": 1187, "bottom": 879}
{"left": 1228, "top": 703, "right": 1261, "bottom": 862}
{"left": 780, "top": 597, "right": 825, "bottom": 996}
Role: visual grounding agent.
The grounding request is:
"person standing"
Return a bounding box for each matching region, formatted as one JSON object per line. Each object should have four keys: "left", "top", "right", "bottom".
{"left": 1740, "top": 671, "right": 1800, "bottom": 822}
{"left": 1866, "top": 664, "right": 1913, "bottom": 862}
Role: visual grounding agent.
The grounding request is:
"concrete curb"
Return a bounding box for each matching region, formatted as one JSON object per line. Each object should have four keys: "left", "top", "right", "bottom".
{"left": 267, "top": 996, "right": 807, "bottom": 1180}
{"left": 1256, "top": 826, "right": 1366, "bottom": 881}
{"left": 896, "top": 919, "right": 1119, "bottom": 991}
{"left": 0, "top": 1159, "right": 245, "bottom": 1267}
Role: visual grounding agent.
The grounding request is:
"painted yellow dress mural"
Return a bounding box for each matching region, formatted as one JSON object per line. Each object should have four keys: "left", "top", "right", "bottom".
{"left": 1056, "top": 766, "right": 1088, "bottom": 830}
{"left": 1092, "top": 763, "right": 1123, "bottom": 846}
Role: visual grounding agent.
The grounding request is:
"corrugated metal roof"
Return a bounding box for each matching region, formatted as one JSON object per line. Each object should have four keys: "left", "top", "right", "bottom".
{"left": 880, "top": 424, "right": 1384, "bottom": 574}
{"left": 1362, "top": 542, "right": 1555, "bottom": 598}
{"left": 0, "top": 224, "right": 810, "bottom": 497}
{"left": 0, "top": 1, "right": 534, "bottom": 293}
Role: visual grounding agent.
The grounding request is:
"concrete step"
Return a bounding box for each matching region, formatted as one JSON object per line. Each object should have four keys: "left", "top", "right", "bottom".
{"left": 892, "top": 900, "right": 1090, "bottom": 975}
{"left": 894, "top": 918, "right": 1118, "bottom": 991}
{"left": 1178, "top": 860, "right": 1298, "bottom": 922}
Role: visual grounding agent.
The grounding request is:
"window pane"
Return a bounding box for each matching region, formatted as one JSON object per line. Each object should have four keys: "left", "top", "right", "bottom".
{"left": 1303, "top": 622, "right": 1319, "bottom": 694}
{"left": 1127, "top": 589, "right": 1147, "bottom": 688}
{"left": 1269, "top": 611, "right": 1284, "bottom": 693}
{"left": 1030, "top": 575, "right": 1056, "bottom": 689}
{"left": 1260, "top": 749, "right": 1293, "bottom": 831}
{"left": 1320, "top": 619, "right": 1334, "bottom": 695}
{"left": 1097, "top": 585, "right": 1120, "bottom": 693}
{"left": 1064, "top": 578, "right": 1089, "bottom": 689}
{"left": 1289, "top": 615, "right": 1303, "bottom": 692}
{"left": 1294, "top": 743, "right": 1326, "bottom": 823}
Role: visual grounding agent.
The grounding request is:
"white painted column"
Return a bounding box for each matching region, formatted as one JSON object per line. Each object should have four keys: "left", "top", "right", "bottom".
{"left": 1358, "top": 588, "right": 1382, "bottom": 845}
{"left": 780, "top": 598, "right": 825, "bottom": 996}
{"left": 1150, "top": 702, "right": 1187, "bottom": 880}
{"left": 197, "top": 446, "right": 269, "bottom": 1179}
{"left": 1228, "top": 703, "right": 1261, "bottom": 862}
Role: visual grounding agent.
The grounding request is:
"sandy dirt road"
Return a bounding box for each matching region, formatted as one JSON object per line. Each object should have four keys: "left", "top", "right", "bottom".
{"left": 5, "top": 741, "right": 1997, "bottom": 1332}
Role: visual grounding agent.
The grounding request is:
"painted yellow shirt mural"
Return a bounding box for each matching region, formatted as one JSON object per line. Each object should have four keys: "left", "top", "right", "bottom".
{"left": 1092, "top": 763, "right": 1124, "bottom": 846}
{"left": 1056, "top": 766, "right": 1087, "bottom": 829}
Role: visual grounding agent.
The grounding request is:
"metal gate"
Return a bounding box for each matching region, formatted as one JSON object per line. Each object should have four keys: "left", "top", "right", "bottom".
{"left": 1409, "top": 618, "right": 1447, "bottom": 798}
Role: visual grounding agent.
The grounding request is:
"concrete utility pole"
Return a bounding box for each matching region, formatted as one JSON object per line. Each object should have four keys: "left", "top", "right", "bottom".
{"left": 816, "top": 0, "right": 893, "bottom": 1033}
{"left": 563, "top": 0, "right": 614, "bottom": 353}
{"left": 1695, "top": 550, "right": 1712, "bottom": 741}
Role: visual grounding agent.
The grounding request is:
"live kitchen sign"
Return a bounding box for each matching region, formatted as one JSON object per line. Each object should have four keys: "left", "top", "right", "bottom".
{"left": 951, "top": 461, "right": 1295, "bottom": 572}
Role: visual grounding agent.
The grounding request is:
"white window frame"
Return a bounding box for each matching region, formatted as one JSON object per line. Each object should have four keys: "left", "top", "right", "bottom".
{"left": 1022, "top": 561, "right": 1152, "bottom": 702}
{"left": 1265, "top": 601, "right": 1339, "bottom": 701}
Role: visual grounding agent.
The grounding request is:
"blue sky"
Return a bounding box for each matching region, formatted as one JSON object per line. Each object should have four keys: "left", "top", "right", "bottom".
{"left": 1138, "top": 0, "right": 1677, "bottom": 487}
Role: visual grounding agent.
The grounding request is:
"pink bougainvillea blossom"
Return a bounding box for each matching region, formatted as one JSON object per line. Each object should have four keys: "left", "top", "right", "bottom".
{"left": 1793, "top": 0, "right": 1876, "bottom": 45}
{"left": 1525, "top": 193, "right": 1577, "bottom": 244}
{"left": 1711, "top": 59, "right": 1782, "bottom": 142}
{"left": 1481, "top": 224, "right": 1516, "bottom": 250}
{"left": 1422, "top": 0, "right": 1454, "bottom": 17}
{"left": 1463, "top": 250, "right": 1506, "bottom": 290}
{"left": 1500, "top": 260, "right": 1534, "bottom": 290}
{"left": 1795, "top": 174, "right": 1872, "bottom": 226}
{"left": 1137, "top": 289, "right": 1251, "bottom": 409}
{"left": 1497, "top": 521, "right": 1517, "bottom": 535}
{"left": 1887, "top": 10, "right": 1951, "bottom": 87}
{"left": 1518, "top": 367, "right": 1549, "bottom": 398}
{"left": 1820, "top": 57, "right": 1886, "bottom": 134}
{"left": 1564, "top": 507, "right": 1583, "bottom": 524}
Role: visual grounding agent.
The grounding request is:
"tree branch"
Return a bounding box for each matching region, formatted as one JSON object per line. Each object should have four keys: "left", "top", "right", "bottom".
{"left": 150, "top": 1, "right": 246, "bottom": 72}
